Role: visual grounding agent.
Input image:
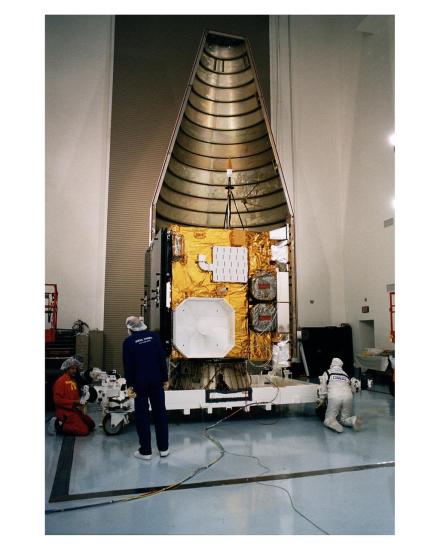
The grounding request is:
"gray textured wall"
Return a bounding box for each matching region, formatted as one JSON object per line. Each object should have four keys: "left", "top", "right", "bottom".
{"left": 104, "top": 15, "right": 270, "bottom": 370}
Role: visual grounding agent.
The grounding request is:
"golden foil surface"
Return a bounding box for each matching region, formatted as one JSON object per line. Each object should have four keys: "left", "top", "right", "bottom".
{"left": 170, "top": 225, "right": 275, "bottom": 360}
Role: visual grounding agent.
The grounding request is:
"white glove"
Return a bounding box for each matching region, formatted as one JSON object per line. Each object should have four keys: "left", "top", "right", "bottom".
{"left": 80, "top": 385, "right": 90, "bottom": 404}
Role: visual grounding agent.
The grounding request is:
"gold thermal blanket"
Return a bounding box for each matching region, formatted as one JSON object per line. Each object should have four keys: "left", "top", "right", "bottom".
{"left": 170, "top": 225, "right": 275, "bottom": 360}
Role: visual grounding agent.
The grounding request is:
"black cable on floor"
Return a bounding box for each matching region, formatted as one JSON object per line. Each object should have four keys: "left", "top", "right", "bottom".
{"left": 221, "top": 448, "right": 270, "bottom": 476}
{"left": 257, "top": 481, "right": 330, "bottom": 535}
{"left": 208, "top": 429, "right": 330, "bottom": 535}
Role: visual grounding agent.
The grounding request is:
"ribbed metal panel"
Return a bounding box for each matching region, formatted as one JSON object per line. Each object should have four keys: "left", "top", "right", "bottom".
{"left": 104, "top": 16, "right": 271, "bottom": 371}
{"left": 153, "top": 30, "right": 291, "bottom": 233}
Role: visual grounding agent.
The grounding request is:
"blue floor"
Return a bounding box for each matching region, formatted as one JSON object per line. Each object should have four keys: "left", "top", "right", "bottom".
{"left": 45, "top": 386, "right": 394, "bottom": 535}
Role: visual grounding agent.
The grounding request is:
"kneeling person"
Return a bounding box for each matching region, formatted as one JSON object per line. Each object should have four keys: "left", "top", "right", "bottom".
{"left": 52, "top": 357, "right": 95, "bottom": 436}
{"left": 318, "top": 357, "right": 361, "bottom": 433}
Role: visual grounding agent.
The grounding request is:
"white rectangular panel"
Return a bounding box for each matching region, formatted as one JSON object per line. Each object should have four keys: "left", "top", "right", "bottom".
{"left": 277, "top": 302, "right": 290, "bottom": 333}
{"left": 271, "top": 244, "right": 289, "bottom": 263}
{"left": 269, "top": 225, "right": 289, "bottom": 240}
{"left": 276, "top": 272, "right": 290, "bottom": 302}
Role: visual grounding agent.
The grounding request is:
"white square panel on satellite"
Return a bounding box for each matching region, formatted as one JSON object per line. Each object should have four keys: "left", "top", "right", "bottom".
{"left": 212, "top": 246, "right": 248, "bottom": 283}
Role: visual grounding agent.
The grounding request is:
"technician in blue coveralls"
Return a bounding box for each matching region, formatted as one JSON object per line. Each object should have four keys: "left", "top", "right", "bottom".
{"left": 123, "top": 316, "right": 169, "bottom": 460}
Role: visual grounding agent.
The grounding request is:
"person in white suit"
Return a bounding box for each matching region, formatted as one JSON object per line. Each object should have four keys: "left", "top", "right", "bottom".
{"left": 317, "top": 357, "right": 362, "bottom": 433}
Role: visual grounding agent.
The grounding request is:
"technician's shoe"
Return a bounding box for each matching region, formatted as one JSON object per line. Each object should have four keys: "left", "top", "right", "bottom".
{"left": 160, "top": 449, "right": 170, "bottom": 457}
{"left": 324, "top": 419, "right": 344, "bottom": 433}
{"left": 134, "top": 450, "right": 152, "bottom": 460}
{"left": 352, "top": 416, "right": 363, "bottom": 431}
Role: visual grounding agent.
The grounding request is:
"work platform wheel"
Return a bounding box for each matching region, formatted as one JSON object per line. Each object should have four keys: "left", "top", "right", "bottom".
{"left": 102, "top": 413, "right": 124, "bottom": 435}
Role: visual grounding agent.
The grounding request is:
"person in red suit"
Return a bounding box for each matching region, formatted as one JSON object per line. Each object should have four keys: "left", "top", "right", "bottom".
{"left": 53, "top": 357, "right": 95, "bottom": 436}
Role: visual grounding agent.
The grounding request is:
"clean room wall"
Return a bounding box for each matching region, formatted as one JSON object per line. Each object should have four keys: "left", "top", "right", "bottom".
{"left": 270, "top": 15, "right": 394, "bottom": 353}
{"left": 45, "top": 15, "right": 114, "bottom": 330}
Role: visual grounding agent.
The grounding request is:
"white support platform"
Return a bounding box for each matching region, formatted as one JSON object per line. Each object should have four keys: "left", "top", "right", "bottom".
{"left": 164, "top": 375, "right": 318, "bottom": 415}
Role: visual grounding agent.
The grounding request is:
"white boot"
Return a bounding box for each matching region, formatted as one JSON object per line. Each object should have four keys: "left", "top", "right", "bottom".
{"left": 324, "top": 418, "right": 344, "bottom": 433}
